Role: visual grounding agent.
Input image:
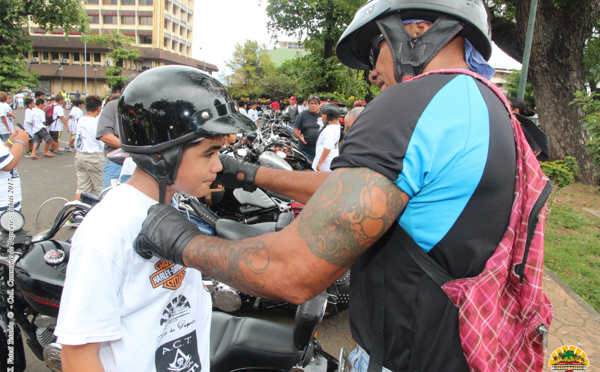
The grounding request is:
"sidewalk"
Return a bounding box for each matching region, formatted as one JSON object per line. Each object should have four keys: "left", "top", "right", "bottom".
{"left": 543, "top": 268, "right": 599, "bottom": 370}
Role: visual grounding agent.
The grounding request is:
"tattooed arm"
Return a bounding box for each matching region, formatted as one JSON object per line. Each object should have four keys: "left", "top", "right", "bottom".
{"left": 181, "top": 167, "right": 408, "bottom": 304}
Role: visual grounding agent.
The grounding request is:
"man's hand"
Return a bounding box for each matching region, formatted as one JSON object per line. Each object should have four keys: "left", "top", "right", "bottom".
{"left": 215, "top": 154, "right": 260, "bottom": 192}
{"left": 134, "top": 204, "right": 201, "bottom": 266}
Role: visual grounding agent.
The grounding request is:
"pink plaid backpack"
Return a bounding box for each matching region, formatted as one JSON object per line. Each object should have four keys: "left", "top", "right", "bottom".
{"left": 399, "top": 70, "right": 554, "bottom": 372}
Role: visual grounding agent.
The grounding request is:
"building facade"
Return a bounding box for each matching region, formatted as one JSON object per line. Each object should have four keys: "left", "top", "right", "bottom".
{"left": 25, "top": 0, "right": 215, "bottom": 96}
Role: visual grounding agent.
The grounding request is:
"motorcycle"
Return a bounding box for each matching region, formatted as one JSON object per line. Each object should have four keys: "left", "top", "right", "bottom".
{"left": 0, "top": 194, "right": 340, "bottom": 372}
{"left": 174, "top": 193, "right": 351, "bottom": 316}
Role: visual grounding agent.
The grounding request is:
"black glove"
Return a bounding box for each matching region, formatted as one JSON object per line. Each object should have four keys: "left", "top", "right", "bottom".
{"left": 216, "top": 154, "right": 261, "bottom": 192}
{"left": 134, "top": 204, "right": 201, "bottom": 266}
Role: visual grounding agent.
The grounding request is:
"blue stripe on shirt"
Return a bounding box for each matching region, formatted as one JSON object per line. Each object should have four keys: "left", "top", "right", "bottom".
{"left": 395, "top": 75, "right": 490, "bottom": 252}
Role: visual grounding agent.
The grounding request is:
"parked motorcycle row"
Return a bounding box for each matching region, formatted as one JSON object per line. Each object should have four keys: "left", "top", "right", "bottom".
{"left": 0, "top": 111, "right": 349, "bottom": 371}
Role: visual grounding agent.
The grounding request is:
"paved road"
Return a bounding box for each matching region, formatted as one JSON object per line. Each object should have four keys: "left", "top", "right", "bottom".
{"left": 11, "top": 108, "right": 354, "bottom": 371}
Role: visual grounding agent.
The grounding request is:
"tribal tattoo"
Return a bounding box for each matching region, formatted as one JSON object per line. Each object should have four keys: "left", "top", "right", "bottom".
{"left": 297, "top": 167, "right": 405, "bottom": 268}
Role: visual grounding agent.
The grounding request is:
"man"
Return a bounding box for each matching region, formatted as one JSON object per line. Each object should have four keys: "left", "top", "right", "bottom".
{"left": 344, "top": 107, "right": 364, "bottom": 132}
{"left": 238, "top": 100, "right": 250, "bottom": 119}
{"left": 75, "top": 90, "right": 82, "bottom": 99}
{"left": 97, "top": 76, "right": 137, "bottom": 189}
{"left": 293, "top": 94, "right": 322, "bottom": 160}
{"left": 247, "top": 101, "right": 259, "bottom": 123}
{"left": 135, "top": 1, "right": 515, "bottom": 370}
{"left": 283, "top": 96, "right": 299, "bottom": 123}
{"left": 0, "top": 92, "right": 15, "bottom": 141}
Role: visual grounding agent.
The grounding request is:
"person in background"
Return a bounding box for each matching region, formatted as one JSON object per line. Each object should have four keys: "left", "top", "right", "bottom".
{"left": 0, "top": 92, "right": 15, "bottom": 141}
{"left": 312, "top": 103, "right": 341, "bottom": 171}
{"left": 73, "top": 95, "right": 105, "bottom": 200}
{"left": 298, "top": 99, "right": 309, "bottom": 113}
{"left": 293, "top": 94, "right": 322, "bottom": 160}
{"left": 65, "top": 99, "right": 84, "bottom": 152}
{"left": 238, "top": 100, "right": 250, "bottom": 119}
{"left": 30, "top": 98, "right": 55, "bottom": 159}
{"left": 270, "top": 100, "right": 280, "bottom": 111}
{"left": 344, "top": 107, "right": 365, "bottom": 133}
{"left": 247, "top": 101, "right": 259, "bottom": 123}
{"left": 48, "top": 94, "right": 68, "bottom": 155}
{"left": 508, "top": 97, "right": 550, "bottom": 162}
{"left": 283, "top": 96, "right": 299, "bottom": 123}
{"left": 22, "top": 98, "right": 35, "bottom": 155}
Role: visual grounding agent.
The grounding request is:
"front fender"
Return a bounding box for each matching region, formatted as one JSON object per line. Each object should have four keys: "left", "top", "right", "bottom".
{"left": 0, "top": 308, "right": 27, "bottom": 372}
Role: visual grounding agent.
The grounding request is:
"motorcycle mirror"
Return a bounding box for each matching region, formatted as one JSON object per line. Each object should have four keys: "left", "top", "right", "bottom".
{"left": 0, "top": 210, "right": 26, "bottom": 232}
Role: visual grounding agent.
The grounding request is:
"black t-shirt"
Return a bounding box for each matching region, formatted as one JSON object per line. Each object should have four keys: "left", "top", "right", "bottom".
{"left": 331, "top": 73, "right": 516, "bottom": 371}
{"left": 293, "top": 109, "right": 322, "bottom": 155}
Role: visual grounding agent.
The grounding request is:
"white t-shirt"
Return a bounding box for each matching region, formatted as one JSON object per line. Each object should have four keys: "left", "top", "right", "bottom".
{"left": 248, "top": 108, "right": 258, "bottom": 123}
{"left": 312, "top": 124, "right": 341, "bottom": 172}
{"left": 298, "top": 104, "right": 309, "bottom": 113}
{"left": 55, "top": 184, "right": 211, "bottom": 372}
{"left": 50, "top": 104, "right": 65, "bottom": 131}
{"left": 31, "top": 108, "right": 46, "bottom": 134}
{"left": 75, "top": 116, "right": 104, "bottom": 154}
{"left": 15, "top": 93, "right": 24, "bottom": 107}
{"left": 0, "top": 142, "right": 21, "bottom": 211}
{"left": 0, "top": 103, "right": 14, "bottom": 135}
{"left": 68, "top": 106, "right": 84, "bottom": 133}
{"left": 23, "top": 108, "right": 34, "bottom": 136}
{"left": 239, "top": 108, "right": 250, "bottom": 119}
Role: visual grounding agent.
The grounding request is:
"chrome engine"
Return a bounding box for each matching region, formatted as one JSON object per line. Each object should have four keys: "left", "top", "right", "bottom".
{"left": 33, "top": 314, "right": 62, "bottom": 371}
{"left": 204, "top": 279, "right": 242, "bottom": 313}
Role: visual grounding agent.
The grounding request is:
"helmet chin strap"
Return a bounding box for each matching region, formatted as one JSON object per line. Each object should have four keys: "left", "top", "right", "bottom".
{"left": 131, "top": 146, "right": 184, "bottom": 204}
{"left": 376, "top": 14, "right": 464, "bottom": 83}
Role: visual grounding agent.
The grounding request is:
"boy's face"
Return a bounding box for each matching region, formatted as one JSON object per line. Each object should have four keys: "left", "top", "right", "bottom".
{"left": 169, "top": 137, "right": 224, "bottom": 198}
{"left": 321, "top": 113, "right": 328, "bottom": 123}
{"left": 6, "top": 96, "right": 12, "bottom": 103}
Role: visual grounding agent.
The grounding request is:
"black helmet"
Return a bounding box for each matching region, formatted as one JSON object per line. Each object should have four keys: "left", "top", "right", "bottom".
{"left": 320, "top": 103, "right": 341, "bottom": 122}
{"left": 281, "top": 112, "right": 292, "bottom": 122}
{"left": 336, "top": 0, "right": 492, "bottom": 80}
{"left": 118, "top": 65, "right": 256, "bottom": 202}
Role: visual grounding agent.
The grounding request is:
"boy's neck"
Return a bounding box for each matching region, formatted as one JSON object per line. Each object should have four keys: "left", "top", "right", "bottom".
{"left": 328, "top": 121, "right": 338, "bottom": 125}
{"left": 126, "top": 169, "right": 174, "bottom": 203}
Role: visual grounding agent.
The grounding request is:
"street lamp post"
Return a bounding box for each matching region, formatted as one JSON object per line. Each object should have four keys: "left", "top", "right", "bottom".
{"left": 58, "top": 64, "right": 64, "bottom": 90}
{"left": 94, "top": 66, "right": 98, "bottom": 95}
{"left": 199, "top": 46, "right": 206, "bottom": 72}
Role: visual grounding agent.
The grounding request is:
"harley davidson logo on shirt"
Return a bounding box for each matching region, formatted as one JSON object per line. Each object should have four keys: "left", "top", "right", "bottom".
{"left": 150, "top": 260, "right": 187, "bottom": 290}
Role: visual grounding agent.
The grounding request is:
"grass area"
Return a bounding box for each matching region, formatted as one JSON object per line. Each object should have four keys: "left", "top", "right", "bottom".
{"left": 544, "top": 183, "right": 600, "bottom": 312}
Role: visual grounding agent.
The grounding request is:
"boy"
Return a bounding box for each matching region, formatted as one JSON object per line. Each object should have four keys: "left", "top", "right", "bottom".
{"left": 48, "top": 94, "right": 68, "bottom": 154}
{"left": 73, "top": 96, "right": 104, "bottom": 199}
{"left": 312, "top": 102, "right": 341, "bottom": 171}
{"left": 22, "top": 98, "right": 35, "bottom": 155}
{"left": 65, "top": 99, "right": 84, "bottom": 151}
{"left": 30, "top": 98, "right": 55, "bottom": 159}
{"left": 247, "top": 100, "right": 259, "bottom": 123}
{"left": 55, "top": 65, "right": 256, "bottom": 371}
{"left": 0, "top": 92, "right": 15, "bottom": 141}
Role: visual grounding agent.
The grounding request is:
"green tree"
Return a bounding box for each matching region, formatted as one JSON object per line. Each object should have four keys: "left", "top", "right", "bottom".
{"left": 487, "top": 0, "right": 600, "bottom": 183}
{"left": 0, "top": 0, "right": 89, "bottom": 91}
{"left": 226, "top": 40, "right": 275, "bottom": 98}
{"left": 84, "top": 31, "right": 139, "bottom": 92}
{"left": 505, "top": 70, "right": 536, "bottom": 109}
{"left": 583, "top": 20, "right": 600, "bottom": 94}
{"left": 265, "top": 0, "right": 362, "bottom": 93}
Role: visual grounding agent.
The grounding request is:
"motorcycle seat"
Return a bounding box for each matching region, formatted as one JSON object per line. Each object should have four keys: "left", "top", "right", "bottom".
{"left": 216, "top": 220, "right": 276, "bottom": 240}
{"left": 210, "top": 311, "right": 302, "bottom": 371}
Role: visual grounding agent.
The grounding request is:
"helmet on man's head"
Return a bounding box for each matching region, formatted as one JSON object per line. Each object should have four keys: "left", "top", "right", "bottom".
{"left": 336, "top": 0, "right": 492, "bottom": 81}
{"left": 118, "top": 65, "right": 256, "bottom": 202}
{"left": 321, "top": 103, "right": 341, "bottom": 123}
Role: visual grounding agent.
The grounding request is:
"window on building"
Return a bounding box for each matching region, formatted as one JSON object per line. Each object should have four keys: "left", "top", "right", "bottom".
{"left": 164, "top": 39, "right": 168, "bottom": 48}
{"left": 165, "top": 0, "right": 169, "bottom": 10}
{"left": 33, "top": 51, "right": 39, "bottom": 58}
{"left": 42, "top": 51, "right": 49, "bottom": 61}
{"left": 140, "top": 35, "right": 152, "bottom": 44}
{"left": 180, "top": 26, "right": 184, "bottom": 35}
{"left": 139, "top": 16, "right": 153, "bottom": 25}
{"left": 164, "top": 19, "right": 168, "bottom": 28}
{"left": 63, "top": 52, "right": 70, "bottom": 60}
{"left": 121, "top": 0, "right": 135, "bottom": 4}
{"left": 103, "top": 0, "right": 117, "bottom": 4}
{"left": 88, "top": 0, "right": 99, "bottom": 3}
{"left": 73, "top": 53, "right": 80, "bottom": 62}
{"left": 172, "top": 23, "right": 176, "bottom": 32}
{"left": 89, "top": 15, "right": 99, "bottom": 24}
{"left": 172, "top": 40, "right": 176, "bottom": 49}
{"left": 173, "top": 4, "right": 178, "bottom": 13}
{"left": 94, "top": 53, "right": 102, "bottom": 63}
{"left": 103, "top": 15, "right": 117, "bottom": 24}
{"left": 122, "top": 16, "right": 135, "bottom": 25}
{"left": 179, "top": 43, "right": 183, "bottom": 52}
{"left": 51, "top": 52, "right": 59, "bottom": 61}
{"left": 85, "top": 53, "right": 91, "bottom": 63}
{"left": 139, "top": 0, "right": 153, "bottom": 4}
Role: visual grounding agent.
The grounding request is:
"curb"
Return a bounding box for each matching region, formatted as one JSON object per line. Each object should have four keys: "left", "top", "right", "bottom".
{"left": 545, "top": 266, "right": 600, "bottom": 325}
